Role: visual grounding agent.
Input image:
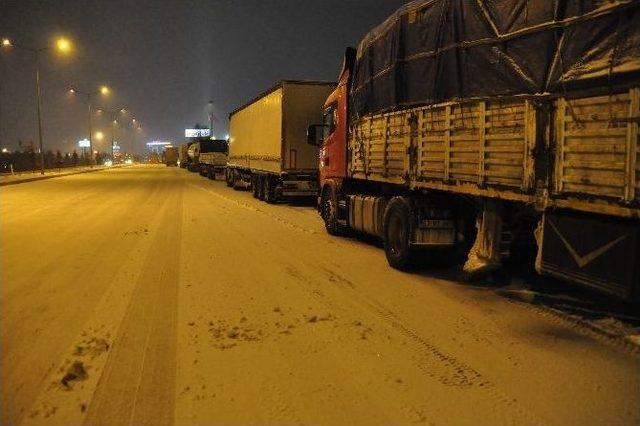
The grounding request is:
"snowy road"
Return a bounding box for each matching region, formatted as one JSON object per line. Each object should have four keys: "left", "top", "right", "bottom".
{"left": 1, "top": 165, "right": 638, "bottom": 425}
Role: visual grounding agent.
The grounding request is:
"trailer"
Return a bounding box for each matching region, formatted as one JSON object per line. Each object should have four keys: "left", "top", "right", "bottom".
{"left": 178, "top": 142, "right": 192, "bottom": 168}
{"left": 186, "top": 142, "right": 201, "bottom": 172}
{"left": 164, "top": 146, "right": 178, "bottom": 167}
{"left": 198, "top": 139, "right": 228, "bottom": 179}
{"left": 308, "top": 0, "right": 640, "bottom": 301}
{"left": 226, "top": 80, "right": 335, "bottom": 202}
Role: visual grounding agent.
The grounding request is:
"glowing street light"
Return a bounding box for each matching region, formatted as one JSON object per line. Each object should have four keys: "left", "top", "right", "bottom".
{"left": 69, "top": 84, "right": 110, "bottom": 166}
{"left": 95, "top": 131, "right": 104, "bottom": 140}
{"left": 1, "top": 35, "right": 75, "bottom": 174}
{"left": 56, "top": 37, "right": 72, "bottom": 53}
{"left": 93, "top": 106, "right": 130, "bottom": 158}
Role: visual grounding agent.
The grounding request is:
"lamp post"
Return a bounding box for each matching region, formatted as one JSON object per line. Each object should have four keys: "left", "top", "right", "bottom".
{"left": 95, "top": 107, "right": 128, "bottom": 159}
{"left": 1, "top": 37, "right": 72, "bottom": 174}
{"left": 69, "top": 85, "right": 109, "bottom": 166}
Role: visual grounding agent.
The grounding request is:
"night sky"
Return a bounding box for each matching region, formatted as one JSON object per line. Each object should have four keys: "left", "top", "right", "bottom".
{"left": 0, "top": 0, "right": 407, "bottom": 155}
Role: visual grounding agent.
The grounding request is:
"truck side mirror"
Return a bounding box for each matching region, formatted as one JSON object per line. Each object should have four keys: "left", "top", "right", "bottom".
{"left": 307, "top": 124, "right": 325, "bottom": 147}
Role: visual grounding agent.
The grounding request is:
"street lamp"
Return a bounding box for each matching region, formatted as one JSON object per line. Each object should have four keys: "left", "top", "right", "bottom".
{"left": 69, "top": 84, "right": 110, "bottom": 166}
{"left": 1, "top": 36, "right": 73, "bottom": 174}
{"left": 95, "top": 106, "right": 130, "bottom": 159}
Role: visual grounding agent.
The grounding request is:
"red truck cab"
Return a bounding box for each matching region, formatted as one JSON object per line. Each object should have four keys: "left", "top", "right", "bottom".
{"left": 308, "top": 48, "right": 355, "bottom": 233}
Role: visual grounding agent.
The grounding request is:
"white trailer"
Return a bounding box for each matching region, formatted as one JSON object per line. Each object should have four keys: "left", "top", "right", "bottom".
{"left": 226, "top": 80, "right": 335, "bottom": 202}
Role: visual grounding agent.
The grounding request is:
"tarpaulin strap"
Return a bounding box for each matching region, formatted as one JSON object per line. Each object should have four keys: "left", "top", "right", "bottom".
{"left": 607, "top": 11, "right": 628, "bottom": 127}
{"left": 551, "top": 0, "right": 582, "bottom": 129}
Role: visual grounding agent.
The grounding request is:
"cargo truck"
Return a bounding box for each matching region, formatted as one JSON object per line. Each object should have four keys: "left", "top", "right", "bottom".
{"left": 226, "top": 80, "right": 335, "bottom": 202}
{"left": 179, "top": 142, "right": 192, "bottom": 168}
{"left": 186, "top": 142, "right": 201, "bottom": 172}
{"left": 307, "top": 0, "right": 640, "bottom": 301}
{"left": 164, "top": 146, "right": 179, "bottom": 167}
{"left": 198, "top": 139, "right": 229, "bottom": 179}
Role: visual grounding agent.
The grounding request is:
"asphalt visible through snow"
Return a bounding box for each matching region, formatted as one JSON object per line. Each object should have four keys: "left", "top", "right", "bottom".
{"left": 1, "top": 165, "right": 638, "bottom": 425}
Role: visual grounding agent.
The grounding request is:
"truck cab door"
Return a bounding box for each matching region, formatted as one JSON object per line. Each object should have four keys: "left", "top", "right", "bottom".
{"left": 319, "top": 82, "right": 348, "bottom": 182}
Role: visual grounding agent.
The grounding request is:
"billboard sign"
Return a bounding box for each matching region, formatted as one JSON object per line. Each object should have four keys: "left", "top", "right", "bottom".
{"left": 78, "top": 138, "right": 90, "bottom": 148}
{"left": 185, "top": 128, "right": 210, "bottom": 138}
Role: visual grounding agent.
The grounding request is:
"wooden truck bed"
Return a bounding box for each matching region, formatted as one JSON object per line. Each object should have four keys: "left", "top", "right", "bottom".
{"left": 349, "top": 87, "right": 639, "bottom": 219}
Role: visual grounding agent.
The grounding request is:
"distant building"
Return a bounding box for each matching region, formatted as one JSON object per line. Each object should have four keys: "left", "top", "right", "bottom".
{"left": 146, "top": 141, "right": 172, "bottom": 154}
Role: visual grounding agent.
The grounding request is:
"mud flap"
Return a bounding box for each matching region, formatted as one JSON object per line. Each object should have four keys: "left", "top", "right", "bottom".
{"left": 536, "top": 211, "right": 640, "bottom": 301}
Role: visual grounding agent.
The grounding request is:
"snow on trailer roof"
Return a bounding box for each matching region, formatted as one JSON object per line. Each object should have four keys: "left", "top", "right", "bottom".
{"left": 228, "top": 80, "right": 336, "bottom": 118}
{"left": 351, "top": 0, "right": 640, "bottom": 118}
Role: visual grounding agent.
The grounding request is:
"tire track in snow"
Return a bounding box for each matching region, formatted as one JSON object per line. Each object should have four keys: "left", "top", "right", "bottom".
{"left": 283, "top": 263, "right": 543, "bottom": 425}
{"left": 82, "top": 179, "right": 184, "bottom": 426}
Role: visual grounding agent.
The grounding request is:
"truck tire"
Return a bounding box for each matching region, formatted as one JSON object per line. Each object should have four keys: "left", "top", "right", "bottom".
{"left": 225, "top": 169, "right": 233, "bottom": 187}
{"left": 232, "top": 170, "right": 243, "bottom": 191}
{"left": 320, "top": 187, "right": 346, "bottom": 236}
{"left": 251, "top": 175, "right": 259, "bottom": 198}
{"left": 383, "top": 197, "right": 416, "bottom": 270}
{"left": 207, "top": 166, "right": 214, "bottom": 180}
{"left": 256, "top": 175, "right": 265, "bottom": 200}
{"left": 263, "top": 177, "right": 276, "bottom": 203}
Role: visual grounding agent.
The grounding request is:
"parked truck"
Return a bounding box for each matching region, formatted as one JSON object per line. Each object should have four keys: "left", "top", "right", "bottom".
{"left": 226, "top": 80, "right": 335, "bottom": 202}
{"left": 198, "top": 139, "right": 229, "bottom": 179}
{"left": 179, "top": 142, "right": 192, "bottom": 168}
{"left": 308, "top": 0, "right": 640, "bottom": 301}
{"left": 164, "top": 146, "right": 179, "bottom": 166}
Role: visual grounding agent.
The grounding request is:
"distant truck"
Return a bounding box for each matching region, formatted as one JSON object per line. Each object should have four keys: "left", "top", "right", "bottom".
{"left": 307, "top": 1, "right": 640, "bottom": 301}
{"left": 179, "top": 142, "right": 192, "bottom": 168}
{"left": 184, "top": 139, "right": 227, "bottom": 174}
{"left": 164, "top": 146, "right": 179, "bottom": 166}
{"left": 198, "top": 139, "right": 229, "bottom": 179}
{"left": 226, "top": 80, "right": 335, "bottom": 202}
{"left": 186, "top": 142, "right": 201, "bottom": 172}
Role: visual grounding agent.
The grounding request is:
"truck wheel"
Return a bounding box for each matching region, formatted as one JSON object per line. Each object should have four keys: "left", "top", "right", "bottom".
{"left": 263, "top": 177, "right": 276, "bottom": 203}
{"left": 225, "top": 169, "right": 233, "bottom": 187}
{"left": 383, "top": 197, "right": 415, "bottom": 270}
{"left": 207, "top": 167, "right": 214, "bottom": 180}
{"left": 232, "top": 170, "right": 242, "bottom": 191}
{"left": 256, "top": 176, "right": 265, "bottom": 200}
{"left": 320, "top": 187, "right": 346, "bottom": 236}
{"left": 251, "top": 175, "right": 260, "bottom": 198}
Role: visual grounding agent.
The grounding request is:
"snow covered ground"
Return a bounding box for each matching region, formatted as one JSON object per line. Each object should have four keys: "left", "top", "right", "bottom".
{"left": 0, "top": 165, "right": 112, "bottom": 186}
{"left": 1, "top": 165, "right": 638, "bottom": 425}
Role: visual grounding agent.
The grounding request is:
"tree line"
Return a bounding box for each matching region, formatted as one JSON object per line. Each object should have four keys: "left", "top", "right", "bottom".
{"left": 0, "top": 145, "right": 110, "bottom": 173}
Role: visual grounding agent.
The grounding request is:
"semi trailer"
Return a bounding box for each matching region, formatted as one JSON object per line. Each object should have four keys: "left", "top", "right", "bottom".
{"left": 226, "top": 80, "right": 335, "bottom": 202}
{"left": 179, "top": 142, "right": 192, "bottom": 168}
{"left": 308, "top": 0, "right": 640, "bottom": 301}
{"left": 164, "top": 146, "right": 179, "bottom": 166}
{"left": 198, "top": 139, "right": 229, "bottom": 179}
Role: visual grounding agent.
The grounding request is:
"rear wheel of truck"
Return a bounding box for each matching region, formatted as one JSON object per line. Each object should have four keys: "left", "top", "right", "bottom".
{"left": 232, "top": 170, "right": 242, "bottom": 191}
{"left": 225, "top": 169, "right": 233, "bottom": 187}
{"left": 207, "top": 167, "right": 214, "bottom": 180}
{"left": 263, "top": 177, "right": 276, "bottom": 203}
{"left": 256, "top": 175, "right": 265, "bottom": 200}
{"left": 320, "top": 187, "right": 346, "bottom": 236}
{"left": 251, "top": 175, "right": 259, "bottom": 198}
{"left": 383, "top": 197, "right": 416, "bottom": 270}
